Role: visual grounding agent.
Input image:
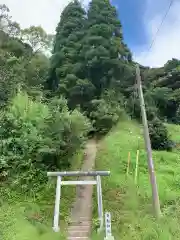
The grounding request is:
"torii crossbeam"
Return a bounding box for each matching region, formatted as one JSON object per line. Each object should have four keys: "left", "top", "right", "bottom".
{"left": 47, "top": 171, "right": 110, "bottom": 232}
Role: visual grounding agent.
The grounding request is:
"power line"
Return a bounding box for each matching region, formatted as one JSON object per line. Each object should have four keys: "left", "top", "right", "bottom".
{"left": 146, "top": 0, "right": 175, "bottom": 55}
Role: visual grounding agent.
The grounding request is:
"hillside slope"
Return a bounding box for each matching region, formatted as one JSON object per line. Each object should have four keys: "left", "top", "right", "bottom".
{"left": 93, "top": 119, "right": 180, "bottom": 239}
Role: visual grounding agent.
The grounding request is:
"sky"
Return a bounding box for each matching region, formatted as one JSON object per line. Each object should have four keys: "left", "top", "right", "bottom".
{"left": 0, "top": 0, "right": 179, "bottom": 67}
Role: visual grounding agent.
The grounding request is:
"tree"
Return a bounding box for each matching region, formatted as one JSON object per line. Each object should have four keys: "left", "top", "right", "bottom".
{"left": 7, "top": 21, "right": 21, "bottom": 37}
{"left": 147, "top": 61, "right": 180, "bottom": 122}
{"left": 24, "top": 53, "right": 49, "bottom": 99}
{"left": 150, "top": 87, "right": 175, "bottom": 119}
{"left": 164, "top": 58, "right": 180, "bottom": 72}
{"left": 21, "top": 26, "right": 53, "bottom": 53}
{"left": 46, "top": 0, "right": 94, "bottom": 109}
{"left": 81, "top": 0, "right": 132, "bottom": 97}
{"left": 0, "top": 4, "right": 20, "bottom": 38}
{"left": 0, "top": 22, "right": 49, "bottom": 106}
{"left": 0, "top": 4, "right": 10, "bottom": 31}
{"left": 0, "top": 50, "right": 24, "bottom": 107}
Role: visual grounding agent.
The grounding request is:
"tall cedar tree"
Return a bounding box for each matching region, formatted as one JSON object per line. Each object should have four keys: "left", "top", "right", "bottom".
{"left": 81, "top": 0, "right": 132, "bottom": 98}
{"left": 46, "top": 0, "right": 95, "bottom": 109}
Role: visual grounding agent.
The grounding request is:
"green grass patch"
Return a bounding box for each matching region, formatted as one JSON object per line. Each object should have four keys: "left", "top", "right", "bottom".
{"left": 166, "top": 123, "right": 180, "bottom": 142}
{"left": 92, "top": 120, "right": 180, "bottom": 239}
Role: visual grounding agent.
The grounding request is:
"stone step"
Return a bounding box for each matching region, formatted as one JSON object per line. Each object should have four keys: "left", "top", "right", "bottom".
{"left": 72, "top": 216, "right": 90, "bottom": 221}
{"left": 70, "top": 220, "right": 91, "bottom": 226}
{"left": 68, "top": 225, "right": 90, "bottom": 231}
{"left": 67, "top": 237, "right": 89, "bottom": 240}
{"left": 68, "top": 230, "right": 89, "bottom": 237}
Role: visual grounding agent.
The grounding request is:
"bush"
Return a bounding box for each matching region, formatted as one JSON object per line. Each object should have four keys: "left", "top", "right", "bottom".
{"left": 0, "top": 92, "right": 91, "bottom": 189}
{"left": 126, "top": 94, "right": 158, "bottom": 122}
{"left": 44, "top": 97, "right": 91, "bottom": 169}
{"left": 148, "top": 117, "right": 172, "bottom": 151}
{"left": 175, "top": 105, "right": 180, "bottom": 124}
{"left": 88, "top": 95, "right": 123, "bottom": 135}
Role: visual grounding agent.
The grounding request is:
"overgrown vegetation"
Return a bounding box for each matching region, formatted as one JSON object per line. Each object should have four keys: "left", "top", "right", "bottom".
{"left": 0, "top": 150, "right": 84, "bottom": 240}
{"left": 0, "top": 93, "right": 90, "bottom": 189}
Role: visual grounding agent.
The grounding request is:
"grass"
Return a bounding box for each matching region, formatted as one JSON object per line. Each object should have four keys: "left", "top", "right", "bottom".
{"left": 0, "top": 150, "right": 84, "bottom": 240}
{"left": 92, "top": 120, "right": 180, "bottom": 239}
{"left": 166, "top": 123, "right": 180, "bottom": 142}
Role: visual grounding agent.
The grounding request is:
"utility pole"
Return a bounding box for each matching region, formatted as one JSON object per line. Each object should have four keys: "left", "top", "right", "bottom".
{"left": 136, "top": 64, "right": 161, "bottom": 218}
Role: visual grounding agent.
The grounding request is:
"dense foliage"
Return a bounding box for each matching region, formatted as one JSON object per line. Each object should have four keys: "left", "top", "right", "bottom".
{"left": 0, "top": 0, "right": 179, "bottom": 188}
{"left": 148, "top": 117, "right": 172, "bottom": 151}
{"left": 141, "top": 59, "right": 180, "bottom": 124}
{"left": 0, "top": 3, "right": 90, "bottom": 188}
{"left": 47, "top": 0, "right": 131, "bottom": 134}
{"left": 0, "top": 92, "right": 90, "bottom": 188}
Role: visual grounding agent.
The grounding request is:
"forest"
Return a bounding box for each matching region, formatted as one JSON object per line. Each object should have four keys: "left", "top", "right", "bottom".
{"left": 0, "top": 0, "right": 180, "bottom": 190}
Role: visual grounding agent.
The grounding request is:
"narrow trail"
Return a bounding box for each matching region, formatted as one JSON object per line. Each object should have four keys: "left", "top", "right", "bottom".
{"left": 67, "top": 139, "right": 97, "bottom": 240}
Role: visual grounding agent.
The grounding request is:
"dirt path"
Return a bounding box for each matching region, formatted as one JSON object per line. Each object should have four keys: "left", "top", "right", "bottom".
{"left": 67, "top": 140, "right": 97, "bottom": 240}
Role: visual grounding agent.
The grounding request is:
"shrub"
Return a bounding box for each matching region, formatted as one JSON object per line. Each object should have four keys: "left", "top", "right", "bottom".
{"left": 148, "top": 117, "right": 172, "bottom": 151}
{"left": 43, "top": 97, "right": 91, "bottom": 169}
{"left": 175, "top": 105, "right": 180, "bottom": 124}
{"left": 126, "top": 94, "right": 158, "bottom": 122}
{"left": 88, "top": 95, "right": 123, "bottom": 135}
{"left": 0, "top": 92, "right": 91, "bottom": 189}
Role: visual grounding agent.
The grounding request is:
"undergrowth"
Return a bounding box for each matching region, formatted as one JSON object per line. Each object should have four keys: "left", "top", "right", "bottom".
{"left": 0, "top": 150, "right": 84, "bottom": 240}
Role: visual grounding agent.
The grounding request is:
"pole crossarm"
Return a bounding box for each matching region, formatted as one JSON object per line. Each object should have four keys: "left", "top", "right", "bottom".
{"left": 47, "top": 170, "right": 110, "bottom": 177}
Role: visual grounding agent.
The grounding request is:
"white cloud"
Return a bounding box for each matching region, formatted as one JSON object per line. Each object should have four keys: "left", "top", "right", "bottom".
{"left": 1, "top": 0, "right": 90, "bottom": 34}
{"left": 135, "top": 0, "right": 180, "bottom": 67}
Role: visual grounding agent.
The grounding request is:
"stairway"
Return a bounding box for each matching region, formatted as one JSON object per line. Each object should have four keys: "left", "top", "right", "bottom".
{"left": 67, "top": 183, "right": 93, "bottom": 239}
{"left": 67, "top": 140, "right": 97, "bottom": 239}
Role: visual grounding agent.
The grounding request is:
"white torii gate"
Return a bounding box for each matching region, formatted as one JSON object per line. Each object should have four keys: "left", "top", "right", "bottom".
{"left": 47, "top": 171, "right": 110, "bottom": 233}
